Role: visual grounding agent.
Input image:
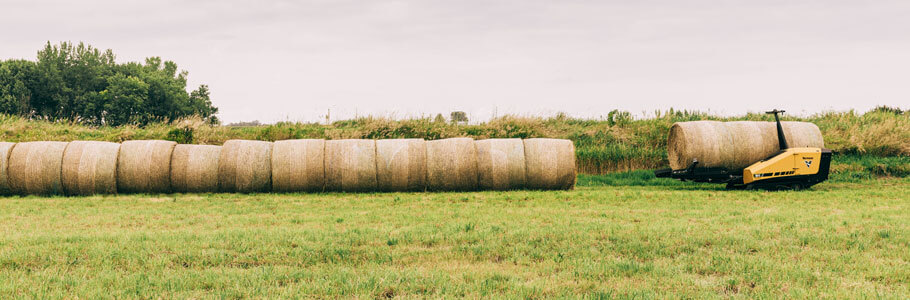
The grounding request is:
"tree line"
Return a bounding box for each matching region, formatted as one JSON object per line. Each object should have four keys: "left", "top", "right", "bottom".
{"left": 0, "top": 42, "right": 218, "bottom": 126}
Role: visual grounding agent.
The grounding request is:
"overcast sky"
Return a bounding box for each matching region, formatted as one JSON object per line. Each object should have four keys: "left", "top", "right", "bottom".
{"left": 2, "top": 0, "right": 908, "bottom": 123}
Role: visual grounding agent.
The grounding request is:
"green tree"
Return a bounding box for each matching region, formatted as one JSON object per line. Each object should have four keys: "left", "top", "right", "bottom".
{"left": 0, "top": 41, "right": 218, "bottom": 126}
{"left": 450, "top": 111, "right": 468, "bottom": 124}
{"left": 101, "top": 74, "right": 148, "bottom": 126}
{"left": 32, "top": 42, "right": 115, "bottom": 121}
{"left": 189, "top": 85, "right": 219, "bottom": 124}
{"left": 0, "top": 60, "right": 36, "bottom": 115}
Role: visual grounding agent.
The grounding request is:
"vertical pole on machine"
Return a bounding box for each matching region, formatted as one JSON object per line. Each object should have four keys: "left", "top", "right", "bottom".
{"left": 766, "top": 109, "right": 788, "bottom": 150}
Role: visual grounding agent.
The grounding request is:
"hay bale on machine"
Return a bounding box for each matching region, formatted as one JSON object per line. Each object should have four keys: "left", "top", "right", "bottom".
{"left": 726, "top": 121, "right": 779, "bottom": 168}
{"left": 0, "top": 142, "right": 16, "bottom": 195}
{"left": 523, "top": 138, "right": 576, "bottom": 190}
{"left": 376, "top": 139, "right": 426, "bottom": 192}
{"left": 62, "top": 141, "right": 120, "bottom": 195}
{"left": 667, "top": 121, "right": 824, "bottom": 170}
{"left": 272, "top": 139, "right": 325, "bottom": 192}
{"left": 325, "top": 139, "right": 377, "bottom": 192}
{"left": 474, "top": 138, "right": 526, "bottom": 190}
{"left": 667, "top": 121, "right": 732, "bottom": 170}
{"left": 118, "top": 140, "right": 176, "bottom": 193}
{"left": 782, "top": 121, "right": 825, "bottom": 148}
{"left": 218, "top": 140, "right": 273, "bottom": 193}
{"left": 426, "top": 138, "right": 478, "bottom": 191}
{"left": 8, "top": 141, "right": 68, "bottom": 195}
{"left": 170, "top": 144, "right": 221, "bottom": 193}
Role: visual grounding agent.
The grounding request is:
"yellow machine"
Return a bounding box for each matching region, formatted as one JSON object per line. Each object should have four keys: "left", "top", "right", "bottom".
{"left": 742, "top": 147, "right": 823, "bottom": 185}
{"left": 656, "top": 110, "right": 832, "bottom": 190}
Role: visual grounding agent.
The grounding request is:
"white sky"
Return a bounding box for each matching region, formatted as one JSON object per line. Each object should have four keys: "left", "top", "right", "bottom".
{"left": 2, "top": 0, "right": 908, "bottom": 123}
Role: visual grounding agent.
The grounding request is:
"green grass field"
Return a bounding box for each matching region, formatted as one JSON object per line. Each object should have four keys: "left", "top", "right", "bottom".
{"left": 1, "top": 174, "right": 907, "bottom": 298}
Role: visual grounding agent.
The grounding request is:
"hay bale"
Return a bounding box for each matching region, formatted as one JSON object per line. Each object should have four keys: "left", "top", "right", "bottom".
{"left": 8, "top": 141, "right": 68, "bottom": 195}
{"left": 272, "top": 139, "right": 325, "bottom": 192}
{"left": 524, "top": 138, "right": 576, "bottom": 190}
{"left": 170, "top": 144, "right": 221, "bottom": 193}
{"left": 218, "top": 140, "right": 272, "bottom": 193}
{"left": 62, "top": 141, "right": 120, "bottom": 195}
{"left": 667, "top": 121, "right": 825, "bottom": 170}
{"left": 376, "top": 139, "right": 426, "bottom": 192}
{"left": 782, "top": 121, "right": 825, "bottom": 148}
{"left": 727, "top": 121, "right": 778, "bottom": 168}
{"left": 118, "top": 140, "right": 176, "bottom": 193}
{"left": 474, "top": 138, "right": 526, "bottom": 190}
{"left": 426, "top": 138, "right": 478, "bottom": 191}
{"left": 667, "top": 121, "right": 732, "bottom": 170}
{"left": 325, "top": 139, "right": 377, "bottom": 192}
{"left": 0, "top": 142, "right": 16, "bottom": 195}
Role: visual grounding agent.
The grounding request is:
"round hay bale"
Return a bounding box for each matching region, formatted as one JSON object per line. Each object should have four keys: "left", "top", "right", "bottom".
{"left": 667, "top": 121, "right": 825, "bottom": 170}
{"left": 117, "top": 140, "right": 176, "bottom": 193}
{"left": 376, "top": 139, "right": 426, "bottom": 192}
{"left": 0, "top": 142, "right": 16, "bottom": 195}
{"left": 475, "top": 138, "right": 526, "bottom": 190}
{"left": 670, "top": 121, "right": 742, "bottom": 170}
{"left": 726, "top": 121, "right": 778, "bottom": 169}
{"left": 170, "top": 144, "right": 221, "bottom": 193}
{"left": 524, "top": 138, "right": 576, "bottom": 190}
{"left": 426, "top": 138, "right": 478, "bottom": 191}
{"left": 782, "top": 121, "right": 825, "bottom": 148}
{"left": 272, "top": 139, "right": 325, "bottom": 192}
{"left": 8, "top": 141, "right": 68, "bottom": 195}
{"left": 62, "top": 141, "right": 120, "bottom": 195}
{"left": 325, "top": 139, "right": 377, "bottom": 192}
{"left": 218, "top": 140, "right": 272, "bottom": 193}
{"left": 667, "top": 121, "right": 732, "bottom": 170}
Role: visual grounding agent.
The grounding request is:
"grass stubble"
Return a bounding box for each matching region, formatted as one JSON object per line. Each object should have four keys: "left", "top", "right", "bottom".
{"left": 0, "top": 174, "right": 906, "bottom": 298}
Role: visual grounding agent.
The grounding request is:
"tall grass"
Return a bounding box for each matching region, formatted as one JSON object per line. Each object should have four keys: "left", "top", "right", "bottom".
{"left": 0, "top": 109, "right": 906, "bottom": 173}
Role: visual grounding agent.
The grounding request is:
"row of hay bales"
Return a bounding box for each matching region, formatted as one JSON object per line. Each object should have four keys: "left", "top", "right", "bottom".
{"left": 0, "top": 138, "right": 575, "bottom": 195}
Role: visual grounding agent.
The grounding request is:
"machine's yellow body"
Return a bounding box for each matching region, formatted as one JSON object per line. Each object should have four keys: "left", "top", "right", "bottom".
{"left": 743, "top": 147, "right": 823, "bottom": 184}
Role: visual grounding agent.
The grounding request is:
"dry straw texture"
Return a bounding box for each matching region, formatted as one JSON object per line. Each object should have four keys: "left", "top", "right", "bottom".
{"left": 62, "top": 141, "right": 120, "bottom": 195}
{"left": 781, "top": 121, "right": 825, "bottom": 149}
{"left": 8, "top": 141, "right": 68, "bottom": 195}
{"left": 667, "top": 121, "right": 825, "bottom": 170}
{"left": 117, "top": 140, "right": 176, "bottom": 193}
{"left": 376, "top": 139, "right": 426, "bottom": 192}
{"left": 426, "top": 138, "right": 478, "bottom": 191}
{"left": 325, "top": 139, "right": 377, "bottom": 192}
{"left": 475, "top": 138, "right": 526, "bottom": 190}
{"left": 524, "top": 138, "right": 576, "bottom": 190}
{"left": 218, "top": 140, "right": 273, "bottom": 193}
{"left": 170, "top": 144, "right": 221, "bottom": 193}
{"left": 0, "top": 142, "right": 15, "bottom": 195}
{"left": 272, "top": 139, "right": 325, "bottom": 192}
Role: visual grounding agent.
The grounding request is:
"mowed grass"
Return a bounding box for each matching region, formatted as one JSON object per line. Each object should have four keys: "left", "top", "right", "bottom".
{"left": 0, "top": 178, "right": 908, "bottom": 298}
